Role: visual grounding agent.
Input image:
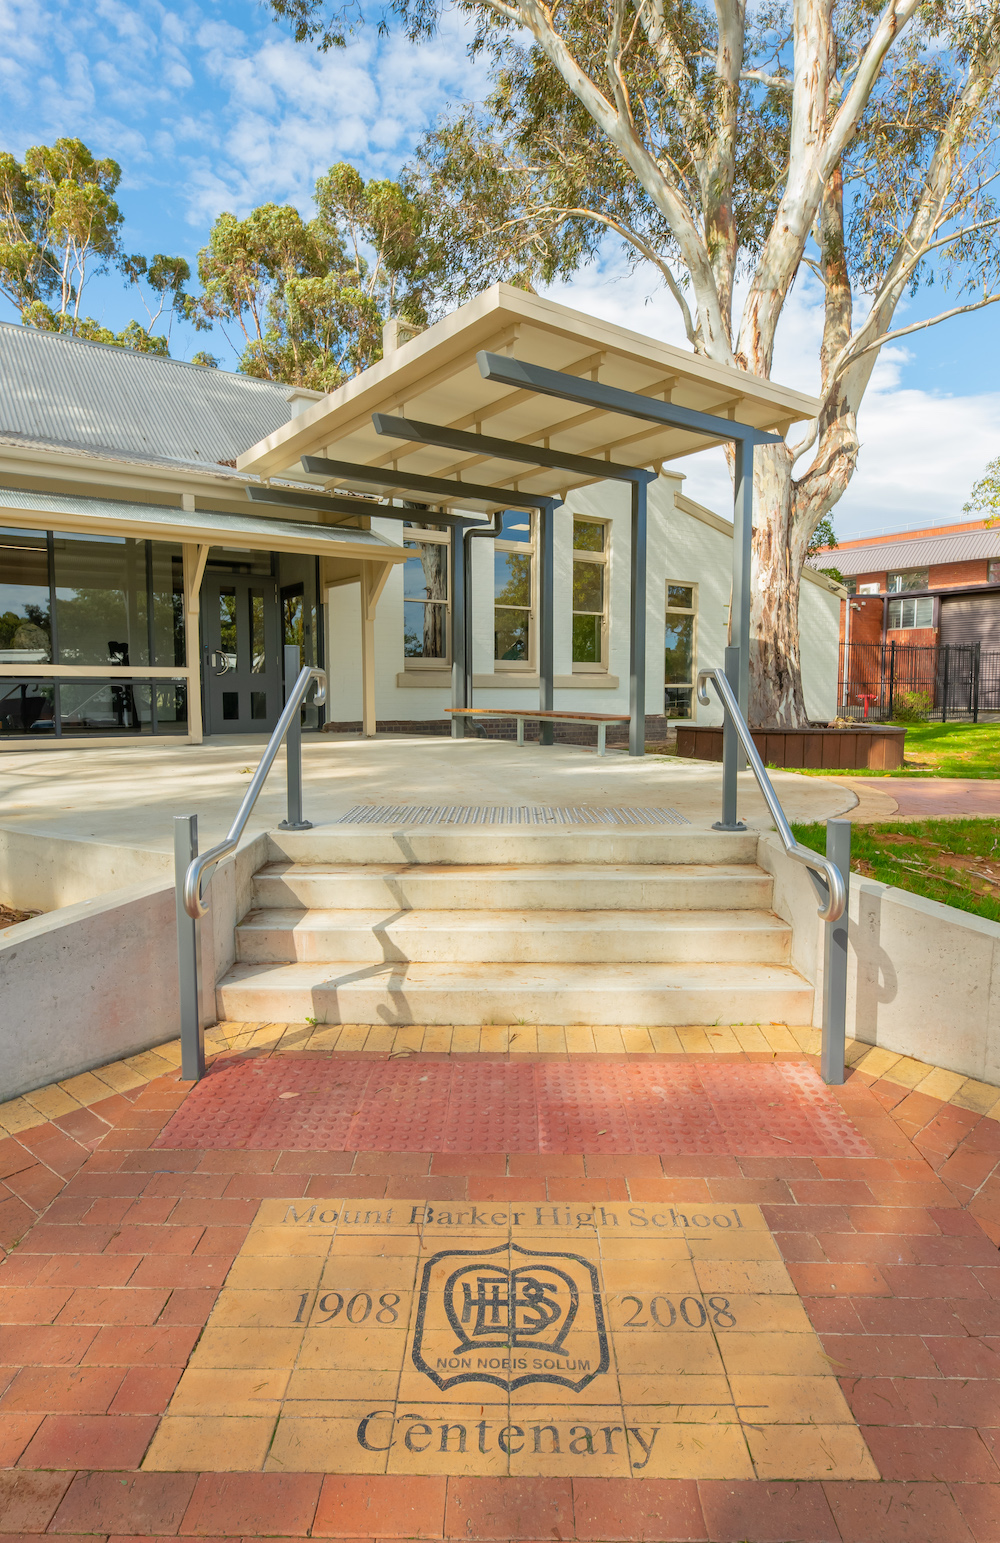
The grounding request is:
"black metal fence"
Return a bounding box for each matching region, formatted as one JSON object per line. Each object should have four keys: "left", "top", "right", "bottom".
{"left": 838, "top": 640, "right": 1000, "bottom": 722}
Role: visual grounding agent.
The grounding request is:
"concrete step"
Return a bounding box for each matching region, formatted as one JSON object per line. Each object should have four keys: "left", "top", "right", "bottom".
{"left": 216, "top": 958, "right": 813, "bottom": 1027}
{"left": 252, "top": 862, "right": 774, "bottom": 913}
{"left": 267, "top": 826, "right": 761, "bottom": 868}
{"left": 235, "top": 907, "right": 793, "bottom": 966}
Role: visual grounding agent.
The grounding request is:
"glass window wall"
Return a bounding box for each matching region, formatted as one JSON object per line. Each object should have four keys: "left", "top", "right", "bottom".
{"left": 0, "top": 529, "right": 187, "bottom": 738}
{"left": 0, "top": 528, "right": 51, "bottom": 664}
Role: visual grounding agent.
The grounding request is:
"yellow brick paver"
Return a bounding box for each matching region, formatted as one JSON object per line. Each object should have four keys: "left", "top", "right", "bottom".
{"left": 148, "top": 1196, "right": 878, "bottom": 1480}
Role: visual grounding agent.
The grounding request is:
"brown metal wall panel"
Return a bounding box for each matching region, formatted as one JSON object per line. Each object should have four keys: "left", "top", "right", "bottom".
{"left": 940, "top": 593, "right": 1000, "bottom": 649}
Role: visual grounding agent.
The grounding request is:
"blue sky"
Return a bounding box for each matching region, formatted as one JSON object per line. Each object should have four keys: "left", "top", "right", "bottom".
{"left": 1, "top": 0, "right": 998, "bottom": 536}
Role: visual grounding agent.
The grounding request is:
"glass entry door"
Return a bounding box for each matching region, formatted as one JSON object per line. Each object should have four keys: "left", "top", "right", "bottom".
{"left": 202, "top": 573, "right": 281, "bottom": 735}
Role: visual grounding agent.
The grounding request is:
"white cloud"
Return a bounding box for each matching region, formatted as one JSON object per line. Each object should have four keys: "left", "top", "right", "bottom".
{"left": 544, "top": 249, "right": 998, "bottom": 538}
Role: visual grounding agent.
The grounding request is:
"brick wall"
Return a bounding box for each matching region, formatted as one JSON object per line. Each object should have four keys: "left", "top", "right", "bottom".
{"left": 839, "top": 595, "right": 884, "bottom": 648}
{"left": 928, "top": 558, "right": 989, "bottom": 588}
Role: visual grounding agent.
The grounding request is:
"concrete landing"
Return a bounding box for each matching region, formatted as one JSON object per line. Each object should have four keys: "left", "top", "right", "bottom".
{"left": 0, "top": 735, "right": 858, "bottom": 857}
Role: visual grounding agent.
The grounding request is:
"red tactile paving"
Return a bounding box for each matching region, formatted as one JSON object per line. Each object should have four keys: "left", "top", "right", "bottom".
{"left": 153, "top": 1055, "right": 873, "bottom": 1157}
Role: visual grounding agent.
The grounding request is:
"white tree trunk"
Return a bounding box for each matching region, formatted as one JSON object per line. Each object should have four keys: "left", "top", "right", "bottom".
{"left": 747, "top": 444, "right": 809, "bottom": 726}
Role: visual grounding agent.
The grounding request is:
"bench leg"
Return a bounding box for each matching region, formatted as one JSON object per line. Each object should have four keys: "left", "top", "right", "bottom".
{"left": 597, "top": 723, "right": 606, "bottom": 756}
{"left": 517, "top": 718, "right": 524, "bottom": 747}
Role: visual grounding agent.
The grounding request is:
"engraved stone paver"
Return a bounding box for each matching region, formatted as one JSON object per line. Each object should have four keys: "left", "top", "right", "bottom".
{"left": 146, "top": 1197, "right": 877, "bottom": 1481}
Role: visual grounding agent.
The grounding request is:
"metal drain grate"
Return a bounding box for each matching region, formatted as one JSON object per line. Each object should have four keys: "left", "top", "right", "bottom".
{"left": 335, "top": 803, "right": 690, "bottom": 826}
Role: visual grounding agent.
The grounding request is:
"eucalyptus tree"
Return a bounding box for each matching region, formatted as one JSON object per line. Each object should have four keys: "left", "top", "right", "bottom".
{"left": 268, "top": 0, "right": 1000, "bottom": 723}
{"left": 0, "top": 137, "right": 196, "bottom": 353}
{"left": 196, "top": 164, "right": 443, "bottom": 389}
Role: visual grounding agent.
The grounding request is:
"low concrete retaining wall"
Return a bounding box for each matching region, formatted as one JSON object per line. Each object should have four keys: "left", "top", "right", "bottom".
{"left": 0, "top": 827, "right": 171, "bottom": 911}
{"left": 760, "top": 833, "right": 1000, "bottom": 1084}
{"left": 0, "top": 829, "right": 268, "bottom": 1100}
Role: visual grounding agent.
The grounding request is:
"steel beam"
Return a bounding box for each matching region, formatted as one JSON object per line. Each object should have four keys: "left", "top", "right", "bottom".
{"left": 372, "top": 412, "right": 649, "bottom": 485}
{"left": 301, "top": 454, "right": 552, "bottom": 512}
{"left": 246, "top": 484, "right": 485, "bottom": 527}
{"left": 477, "top": 353, "right": 784, "bottom": 448}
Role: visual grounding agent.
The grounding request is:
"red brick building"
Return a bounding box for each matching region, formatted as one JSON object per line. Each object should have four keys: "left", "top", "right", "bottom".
{"left": 808, "top": 518, "right": 1000, "bottom": 714}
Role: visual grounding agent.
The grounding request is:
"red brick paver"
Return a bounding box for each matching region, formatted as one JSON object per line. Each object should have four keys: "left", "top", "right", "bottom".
{"left": 1, "top": 1043, "right": 999, "bottom": 1540}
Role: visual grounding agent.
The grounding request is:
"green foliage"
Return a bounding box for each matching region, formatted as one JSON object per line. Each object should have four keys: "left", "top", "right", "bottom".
{"left": 891, "top": 689, "right": 933, "bottom": 723}
{"left": 0, "top": 604, "right": 50, "bottom": 650}
{"left": 791, "top": 817, "right": 1000, "bottom": 925}
{"left": 807, "top": 515, "right": 837, "bottom": 555}
{"left": 0, "top": 137, "right": 200, "bottom": 355}
{"left": 962, "top": 455, "right": 1000, "bottom": 522}
{"left": 195, "top": 164, "right": 443, "bottom": 389}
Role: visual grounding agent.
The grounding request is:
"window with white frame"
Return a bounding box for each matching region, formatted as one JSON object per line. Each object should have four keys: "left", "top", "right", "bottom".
{"left": 572, "top": 518, "right": 608, "bottom": 669}
{"left": 989, "top": 559, "right": 1000, "bottom": 583}
{"left": 403, "top": 521, "right": 450, "bottom": 664}
{"left": 887, "top": 568, "right": 928, "bottom": 593}
{"left": 665, "top": 582, "right": 697, "bottom": 718}
{"left": 888, "top": 596, "right": 934, "bottom": 630}
{"left": 494, "top": 511, "right": 534, "bottom": 667}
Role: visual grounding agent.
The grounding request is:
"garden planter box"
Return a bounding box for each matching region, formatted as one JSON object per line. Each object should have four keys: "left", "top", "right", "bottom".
{"left": 675, "top": 724, "right": 906, "bottom": 771}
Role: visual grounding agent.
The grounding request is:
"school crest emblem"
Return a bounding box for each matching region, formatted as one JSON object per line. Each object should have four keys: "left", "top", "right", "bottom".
{"left": 411, "top": 1242, "right": 609, "bottom": 1392}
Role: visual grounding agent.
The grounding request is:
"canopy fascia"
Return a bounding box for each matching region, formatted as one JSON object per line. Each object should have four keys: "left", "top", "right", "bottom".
{"left": 0, "top": 486, "right": 406, "bottom": 562}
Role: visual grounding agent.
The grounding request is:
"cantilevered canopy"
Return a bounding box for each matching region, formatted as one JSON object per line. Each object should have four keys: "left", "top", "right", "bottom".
{"left": 237, "top": 285, "right": 819, "bottom": 498}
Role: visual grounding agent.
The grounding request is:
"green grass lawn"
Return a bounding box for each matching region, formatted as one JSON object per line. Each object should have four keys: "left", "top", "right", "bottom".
{"left": 790, "top": 816, "right": 1000, "bottom": 923}
{"left": 787, "top": 719, "right": 1000, "bottom": 779}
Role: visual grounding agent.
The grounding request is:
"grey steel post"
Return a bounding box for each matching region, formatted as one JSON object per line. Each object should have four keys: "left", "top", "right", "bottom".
{"left": 730, "top": 435, "right": 753, "bottom": 728}
{"left": 539, "top": 501, "right": 555, "bottom": 745}
{"left": 821, "top": 818, "right": 851, "bottom": 1085}
{"left": 279, "top": 644, "right": 311, "bottom": 831}
{"left": 629, "top": 478, "right": 647, "bottom": 756}
{"left": 174, "top": 814, "right": 204, "bottom": 1083}
{"left": 714, "top": 645, "right": 746, "bottom": 832}
{"left": 451, "top": 523, "right": 467, "bottom": 737}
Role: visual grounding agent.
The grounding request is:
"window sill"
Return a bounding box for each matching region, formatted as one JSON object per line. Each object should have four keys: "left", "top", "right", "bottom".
{"left": 474, "top": 673, "right": 620, "bottom": 690}
{"left": 396, "top": 671, "right": 621, "bottom": 690}
{"left": 396, "top": 670, "right": 451, "bottom": 688}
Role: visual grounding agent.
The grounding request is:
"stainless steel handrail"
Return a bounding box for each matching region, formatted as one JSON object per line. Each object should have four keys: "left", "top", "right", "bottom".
{"left": 697, "top": 667, "right": 846, "bottom": 924}
{"left": 182, "top": 665, "right": 326, "bottom": 920}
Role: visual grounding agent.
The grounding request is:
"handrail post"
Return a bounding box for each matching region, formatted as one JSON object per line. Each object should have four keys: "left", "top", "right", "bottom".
{"left": 174, "top": 814, "right": 204, "bottom": 1082}
{"left": 279, "top": 646, "right": 312, "bottom": 832}
{"left": 715, "top": 644, "right": 746, "bottom": 831}
{"left": 821, "top": 818, "right": 851, "bottom": 1085}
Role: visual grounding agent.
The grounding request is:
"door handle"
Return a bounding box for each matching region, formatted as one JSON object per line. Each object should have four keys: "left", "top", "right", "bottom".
{"left": 208, "top": 651, "right": 232, "bottom": 674}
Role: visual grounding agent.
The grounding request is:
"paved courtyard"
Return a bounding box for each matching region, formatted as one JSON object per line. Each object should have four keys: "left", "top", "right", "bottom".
{"left": 1, "top": 1024, "right": 999, "bottom": 1542}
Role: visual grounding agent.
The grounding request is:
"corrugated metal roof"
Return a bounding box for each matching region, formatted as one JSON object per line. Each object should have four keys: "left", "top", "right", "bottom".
{"left": 0, "top": 486, "right": 405, "bottom": 559}
{"left": 0, "top": 323, "right": 293, "bottom": 467}
{"left": 809, "top": 527, "right": 1000, "bottom": 576}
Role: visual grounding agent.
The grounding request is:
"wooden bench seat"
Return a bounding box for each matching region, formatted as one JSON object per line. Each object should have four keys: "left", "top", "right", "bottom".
{"left": 445, "top": 706, "right": 630, "bottom": 755}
